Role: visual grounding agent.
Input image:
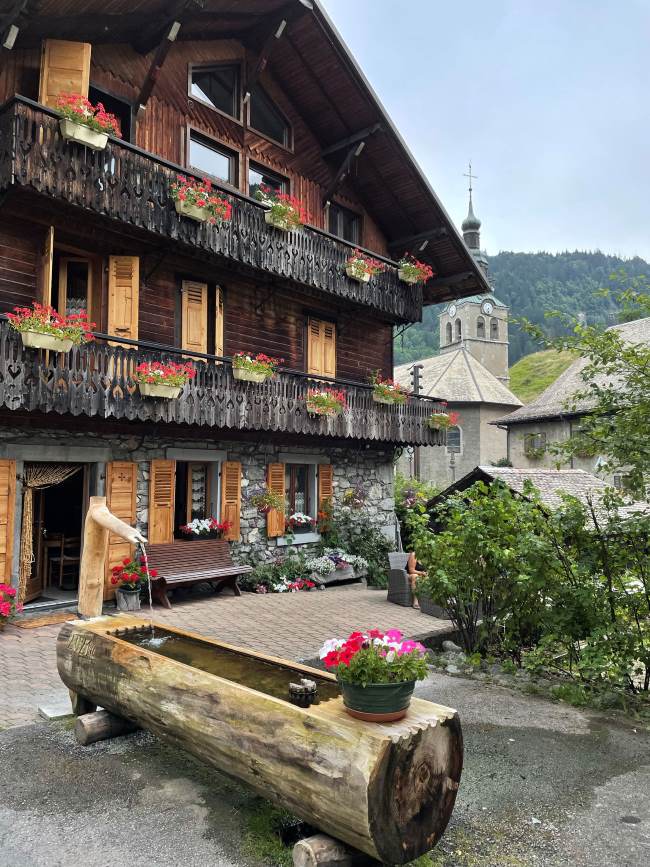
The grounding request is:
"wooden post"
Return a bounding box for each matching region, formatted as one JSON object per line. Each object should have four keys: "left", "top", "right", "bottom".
{"left": 74, "top": 709, "right": 139, "bottom": 746}
{"left": 77, "top": 495, "right": 147, "bottom": 618}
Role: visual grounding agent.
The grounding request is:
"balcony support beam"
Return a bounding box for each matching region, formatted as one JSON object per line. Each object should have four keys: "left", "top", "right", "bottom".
{"left": 243, "top": 16, "right": 289, "bottom": 105}
{"left": 0, "top": 0, "right": 28, "bottom": 50}
{"left": 321, "top": 124, "right": 382, "bottom": 158}
{"left": 322, "top": 142, "right": 366, "bottom": 206}
{"left": 136, "top": 20, "right": 182, "bottom": 119}
{"left": 133, "top": 0, "right": 192, "bottom": 55}
{"left": 388, "top": 228, "right": 448, "bottom": 254}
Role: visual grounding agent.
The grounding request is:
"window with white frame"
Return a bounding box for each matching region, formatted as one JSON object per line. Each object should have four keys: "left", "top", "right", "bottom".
{"left": 446, "top": 425, "right": 462, "bottom": 454}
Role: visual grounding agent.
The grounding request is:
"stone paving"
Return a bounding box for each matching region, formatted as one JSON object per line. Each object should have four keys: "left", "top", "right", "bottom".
{"left": 0, "top": 584, "right": 451, "bottom": 729}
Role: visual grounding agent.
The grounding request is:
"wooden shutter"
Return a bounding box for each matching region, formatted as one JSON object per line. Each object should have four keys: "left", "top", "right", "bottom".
{"left": 215, "top": 285, "right": 224, "bottom": 357}
{"left": 307, "top": 318, "right": 336, "bottom": 377}
{"left": 39, "top": 39, "right": 91, "bottom": 108}
{"left": 220, "top": 461, "right": 241, "bottom": 541}
{"left": 181, "top": 280, "right": 208, "bottom": 357}
{"left": 149, "top": 459, "right": 176, "bottom": 544}
{"left": 266, "top": 462, "right": 286, "bottom": 538}
{"left": 107, "top": 256, "right": 139, "bottom": 346}
{"left": 318, "top": 464, "right": 333, "bottom": 511}
{"left": 0, "top": 460, "right": 16, "bottom": 584}
{"left": 104, "top": 462, "right": 137, "bottom": 600}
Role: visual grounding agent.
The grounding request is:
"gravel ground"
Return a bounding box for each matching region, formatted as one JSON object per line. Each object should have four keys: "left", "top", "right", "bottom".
{"left": 1, "top": 670, "right": 649, "bottom": 867}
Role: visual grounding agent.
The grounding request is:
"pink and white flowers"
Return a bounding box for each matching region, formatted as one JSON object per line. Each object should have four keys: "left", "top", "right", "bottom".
{"left": 319, "top": 629, "right": 429, "bottom": 685}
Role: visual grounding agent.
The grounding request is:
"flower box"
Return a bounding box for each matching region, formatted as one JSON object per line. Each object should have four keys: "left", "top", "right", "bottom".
{"left": 398, "top": 267, "right": 421, "bottom": 284}
{"left": 264, "top": 210, "right": 292, "bottom": 231}
{"left": 138, "top": 382, "right": 182, "bottom": 399}
{"left": 233, "top": 368, "right": 270, "bottom": 383}
{"left": 174, "top": 199, "right": 210, "bottom": 222}
{"left": 345, "top": 263, "right": 371, "bottom": 283}
{"left": 59, "top": 117, "right": 109, "bottom": 151}
{"left": 307, "top": 405, "right": 343, "bottom": 418}
{"left": 20, "top": 330, "right": 74, "bottom": 353}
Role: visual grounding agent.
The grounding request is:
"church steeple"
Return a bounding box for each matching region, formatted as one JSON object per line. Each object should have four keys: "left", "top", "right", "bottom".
{"left": 462, "top": 163, "right": 489, "bottom": 276}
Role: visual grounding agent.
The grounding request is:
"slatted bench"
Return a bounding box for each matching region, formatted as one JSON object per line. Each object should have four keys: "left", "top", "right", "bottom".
{"left": 145, "top": 539, "right": 253, "bottom": 609}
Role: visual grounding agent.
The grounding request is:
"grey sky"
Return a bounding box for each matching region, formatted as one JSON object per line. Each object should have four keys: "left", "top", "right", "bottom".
{"left": 321, "top": 0, "right": 650, "bottom": 260}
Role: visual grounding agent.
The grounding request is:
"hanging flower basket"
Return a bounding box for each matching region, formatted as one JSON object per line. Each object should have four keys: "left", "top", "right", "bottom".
{"left": 428, "top": 410, "right": 459, "bottom": 431}
{"left": 174, "top": 199, "right": 210, "bottom": 222}
{"left": 8, "top": 302, "right": 95, "bottom": 353}
{"left": 345, "top": 263, "right": 370, "bottom": 283}
{"left": 55, "top": 93, "right": 120, "bottom": 151}
{"left": 397, "top": 255, "right": 435, "bottom": 285}
{"left": 135, "top": 361, "right": 196, "bottom": 399}
{"left": 170, "top": 176, "right": 232, "bottom": 225}
{"left": 233, "top": 368, "right": 267, "bottom": 383}
{"left": 232, "top": 352, "right": 283, "bottom": 383}
{"left": 345, "top": 250, "right": 386, "bottom": 283}
{"left": 20, "top": 330, "right": 74, "bottom": 353}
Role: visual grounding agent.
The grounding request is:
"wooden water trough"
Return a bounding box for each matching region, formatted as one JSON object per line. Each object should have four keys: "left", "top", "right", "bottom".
{"left": 57, "top": 615, "right": 463, "bottom": 865}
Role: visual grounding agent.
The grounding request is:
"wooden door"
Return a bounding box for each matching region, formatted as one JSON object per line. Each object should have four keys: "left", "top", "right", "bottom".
{"left": 105, "top": 462, "right": 137, "bottom": 600}
{"left": 107, "top": 256, "right": 139, "bottom": 346}
{"left": 220, "top": 462, "right": 241, "bottom": 541}
{"left": 181, "top": 281, "right": 208, "bottom": 357}
{"left": 39, "top": 39, "right": 91, "bottom": 107}
{"left": 0, "top": 459, "right": 16, "bottom": 588}
{"left": 149, "top": 460, "right": 176, "bottom": 544}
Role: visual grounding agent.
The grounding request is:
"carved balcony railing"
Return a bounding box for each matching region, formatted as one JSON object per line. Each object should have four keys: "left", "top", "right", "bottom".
{"left": 0, "top": 322, "right": 444, "bottom": 447}
{"left": 0, "top": 97, "right": 423, "bottom": 324}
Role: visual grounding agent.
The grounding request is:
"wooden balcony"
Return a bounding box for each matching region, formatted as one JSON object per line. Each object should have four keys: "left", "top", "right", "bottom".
{"left": 0, "top": 322, "right": 444, "bottom": 447}
{"left": 0, "top": 97, "right": 422, "bottom": 324}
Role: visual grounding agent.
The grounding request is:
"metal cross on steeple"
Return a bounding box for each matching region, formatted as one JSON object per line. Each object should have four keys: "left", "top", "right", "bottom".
{"left": 463, "top": 161, "right": 477, "bottom": 200}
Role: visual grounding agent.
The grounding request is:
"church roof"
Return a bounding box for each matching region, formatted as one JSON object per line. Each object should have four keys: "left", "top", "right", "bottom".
{"left": 443, "top": 293, "right": 508, "bottom": 311}
{"left": 394, "top": 348, "right": 522, "bottom": 407}
{"left": 494, "top": 317, "right": 650, "bottom": 425}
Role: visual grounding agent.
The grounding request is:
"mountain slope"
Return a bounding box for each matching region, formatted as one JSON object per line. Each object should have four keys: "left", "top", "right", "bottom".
{"left": 508, "top": 349, "right": 576, "bottom": 403}
{"left": 394, "top": 250, "right": 650, "bottom": 366}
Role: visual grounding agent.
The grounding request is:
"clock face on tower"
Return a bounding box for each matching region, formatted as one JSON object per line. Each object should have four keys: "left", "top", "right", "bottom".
{"left": 448, "top": 304, "right": 457, "bottom": 318}
{"left": 481, "top": 300, "right": 494, "bottom": 315}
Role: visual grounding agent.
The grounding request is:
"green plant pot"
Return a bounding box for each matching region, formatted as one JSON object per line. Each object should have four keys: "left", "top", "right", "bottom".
{"left": 339, "top": 680, "right": 415, "bottom": 722}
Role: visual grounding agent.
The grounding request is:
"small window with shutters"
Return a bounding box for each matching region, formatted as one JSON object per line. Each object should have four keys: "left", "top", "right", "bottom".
{"left": 307, "top": 317, "right": 336, "bottom": 378}
{"left": 268, "top": 460, "right": 332, "bottom": 542}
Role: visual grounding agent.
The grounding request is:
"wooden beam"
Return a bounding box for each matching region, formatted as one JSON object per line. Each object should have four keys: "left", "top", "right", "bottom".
{"left": 322, "top": 141, "right": 365, "bottom": 205}
{"left": 0, "top": 0, "right": 27, "bottom": 49}
{"left": 136, "top": 20, "right": 181, "bottom": 118}
{"left": 388, "top": 227, "right": 448, "bottom": 252}
{"left": 321, "top": 123, "right": 382, "bottom": 157}
{"left": 425, "top": 270, "right": 475, "bottom": 290}
{"left": 133, "top": 0, "right": 191, "bottom": 55}
{"left": 243, "top": 15, "right": 289, "bottom": 103}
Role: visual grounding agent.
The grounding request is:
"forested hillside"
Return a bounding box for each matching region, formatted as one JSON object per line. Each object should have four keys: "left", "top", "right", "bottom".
{"left": 393, "top": 251, "right": 650, "bottom": 366}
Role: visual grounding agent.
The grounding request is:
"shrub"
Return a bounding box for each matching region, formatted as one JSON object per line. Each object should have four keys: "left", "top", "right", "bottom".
{"left": 318, "top": 513, "right": 392, "bottom": 588}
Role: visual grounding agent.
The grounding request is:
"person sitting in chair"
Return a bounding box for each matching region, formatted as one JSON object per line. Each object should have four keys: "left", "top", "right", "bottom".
{"left": 406, "top": 551, "right": 427, "bottom": 610}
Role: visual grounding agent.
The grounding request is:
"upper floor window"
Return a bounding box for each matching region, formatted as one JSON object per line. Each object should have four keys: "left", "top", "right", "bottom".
{"left": 446, "top": 426, "right": 462, "bottom": 454}
{"left": 446, "top": 322, "right": 453, "bottom": 344}
{"left": 188, "top": 131, "right": 237, "bottom": 186}
{"left": 248, "top": 162, "right": 288, "bottom": 199}
{"left": 490, "top": 317, "right": 499, "bottom": 340}
{"left": 190, "top": 64, "right": 240, "bottom": 120}
{"left": 524, "top": 432, "right": 547, "bottom": 457}
{"left": 476, "top": 316, "right": 485, "bottom": 339}
{"left": 249, "top": 85, "right": 291, "bottom": 147}
{"left": 328, "top": 203, "right": 360, "bottom": 245}
{"left": 455, "top": 318, "right": 462, "bottom": 341}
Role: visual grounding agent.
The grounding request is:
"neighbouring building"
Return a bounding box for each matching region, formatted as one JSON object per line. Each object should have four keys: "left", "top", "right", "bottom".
{"left": 493, "top": 317, "right": 650, "bottom": 488}
{"left": 395, "top": 190, "right": 521, "bottom": 488}
{"left": 0, "top": 0, "right": 490, "bottom": 608}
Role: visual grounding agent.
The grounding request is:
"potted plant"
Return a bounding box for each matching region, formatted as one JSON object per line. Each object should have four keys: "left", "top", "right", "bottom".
{"left": 254, "top": 185, "right": 308, "bottom": 231}
{"left": 7, "top": 302, "right": 95, "bottom": 352}
{"left": 0, "top": 582, "right": 22, "bottom": 631}
{"left": 397, "top": 254, "right": 435, "bottom": 285}
{"left": 110, "top": 557, "right": 155, "bottom": 612}
{"left": 250, "top": 488, "right": 285, "bottom": 515}
{"left": 320, "top": 629, "right": 429, "bottom": 722}
{"left": 135, "top": 360, "right": 197, "bottom": 399}
{"left": 232, "top": 351, "right": 283, "bottom": 383}
{"left": 345, "top": 249, "right": 386, "bottom": 283}
{"left": 170, "top": 175, "right": 233, "bottom": 224}
{"left": 286, "top": 512, "right": 317, "bottom": 534}
{"left": 55, "top": 92, "right": 121, "bottom": 150}
{"left": 179, "top": 517, "right": 232, "bottom": 540}
{"left": 428, "top": 408, "right": 459, "bottom": 430}
{"left": 306, "top": 387, "right": 347, "bottom": 417}
{"left": 369, "top": 371, "right": 409, "bottom": 405}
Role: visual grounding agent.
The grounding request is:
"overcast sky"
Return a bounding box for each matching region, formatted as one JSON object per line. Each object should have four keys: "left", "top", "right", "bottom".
{"left": 320, "top": 0, "right": 650, "bottom": 260}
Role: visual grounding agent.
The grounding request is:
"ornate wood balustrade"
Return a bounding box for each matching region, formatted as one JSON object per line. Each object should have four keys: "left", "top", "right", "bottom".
{"left": 0, "top": 97, "right": 423, "bottom": 324}
{"left": 0, "top": 323, "right": 444, "bottom": 446}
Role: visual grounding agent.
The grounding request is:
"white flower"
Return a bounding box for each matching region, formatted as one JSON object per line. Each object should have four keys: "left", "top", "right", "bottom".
{"left": 319, "top": 638, "right": 343, "bottom": 659}
{"left": 386, "top": 650, "right": 396, "bottom": 663}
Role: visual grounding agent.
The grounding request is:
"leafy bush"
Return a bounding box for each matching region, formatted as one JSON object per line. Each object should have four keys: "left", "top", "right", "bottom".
{"left": 318, "top": 514, "right": 392, "bottom": 588}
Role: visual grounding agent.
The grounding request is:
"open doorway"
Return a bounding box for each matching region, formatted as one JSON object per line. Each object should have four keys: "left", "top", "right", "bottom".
{"left": 24, "top": 466, "right": 86, "bottom": 606}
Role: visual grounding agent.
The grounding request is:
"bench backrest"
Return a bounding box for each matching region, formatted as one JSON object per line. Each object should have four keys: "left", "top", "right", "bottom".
{"left": 145, "top": 539, "right": 235, "bottom": 577}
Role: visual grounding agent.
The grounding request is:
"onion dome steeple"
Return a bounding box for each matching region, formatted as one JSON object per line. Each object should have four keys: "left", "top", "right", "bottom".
{"left": 462, "top": 162, "right": 489, "bottom": 276}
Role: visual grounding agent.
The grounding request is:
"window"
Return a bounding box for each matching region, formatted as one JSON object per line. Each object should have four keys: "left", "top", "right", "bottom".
{"left": 446, "top": 426, "right": 462, "bottom": 454}
{"left": 455, "top": 318, "right": 462, "bottom": 341}
{"left": 89, "top": 86, "right": 132, "bottom": 142}
{"left": 248, "top": 162, "right": 287, "bottom": 199}
{"left": 490, "top": 317, "right": 499, "bottom": 340}
{"left": 173, "top": 461, "right": 220, "bottom": 536}
{"left": 190, "top": 64, "right": 240, "bottom": 119}
{"left": 249, "top": 84, "right": 290, "bottom": 147}
{"left": 286, "top": 464, "right": 313, "bottom": 515}
{"left": 328, "top": 203, "right": 360, "bottom": 245}
{"left": 446, "top": 322, "right": 452, "bottom": 344}
{"left": 188, "top": 131, "right": 237, "bottom": 185}
{"left": 524, "top": 432, "right": 547, "bottom": 458}
{"left": 476, "top": 316, "right": 485, "bottom": 339}
{"left": 307, "top": 317, "right": 336, "bottom": 378}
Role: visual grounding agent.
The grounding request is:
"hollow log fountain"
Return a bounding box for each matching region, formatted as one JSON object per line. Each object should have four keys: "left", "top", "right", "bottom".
{"left": 58, "top": 615, "right": 463, "bottom": 865}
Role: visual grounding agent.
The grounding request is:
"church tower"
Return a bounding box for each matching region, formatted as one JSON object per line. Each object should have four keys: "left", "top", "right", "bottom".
{"left": 439, "top": 168, "right": 510, "bottom": 384}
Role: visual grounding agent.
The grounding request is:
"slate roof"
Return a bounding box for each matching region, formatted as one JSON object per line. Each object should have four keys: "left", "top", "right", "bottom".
{"left": 394, "top": 349, "right": 522, "bottom": 407}
{"left": 442, "top": 293, "right": 508, "bottom": 311}
{"left": 495, "top": 317, "right": 650, "bottom": 425}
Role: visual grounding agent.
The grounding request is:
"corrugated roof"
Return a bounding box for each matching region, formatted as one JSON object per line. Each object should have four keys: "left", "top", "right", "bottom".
{"left": 495, "top": 317, "right": 650, "bottom": 425}
{"left": 394, "top": 349, "right": 522, "bottom": 407}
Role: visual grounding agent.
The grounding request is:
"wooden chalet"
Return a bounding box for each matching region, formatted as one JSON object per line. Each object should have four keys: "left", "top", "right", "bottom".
{"left": 0, "top": 0, "right": 490, "bottom": 607}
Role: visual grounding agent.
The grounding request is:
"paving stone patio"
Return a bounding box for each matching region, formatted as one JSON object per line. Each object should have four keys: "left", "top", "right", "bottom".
{"left": 0, "top": 584, "right": 452, "bottom": 729}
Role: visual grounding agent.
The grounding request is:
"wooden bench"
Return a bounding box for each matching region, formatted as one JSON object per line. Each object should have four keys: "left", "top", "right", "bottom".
{"left": 145, "top": 539, "right": 253, "bottom": 609}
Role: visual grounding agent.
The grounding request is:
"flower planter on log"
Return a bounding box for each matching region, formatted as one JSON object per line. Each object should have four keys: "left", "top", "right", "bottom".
{"left": 398, "top": 268, "right": 421, "bottom": 285}
{"left": 138, "top": 382, "right": 182, "bottom": 399}
{"left": 115, "top": 588, "right": 141, "bottom": 611}
{"left": 59, "top": 118, "right": 108, "bottom": 151}
{"left": 233, "top": 368, "right": 269, "bottom": 383}
{"left": 58, "top": 614, "right": 463, "bottom": 865}
{"left": 174, "top": 199, "right": 210, "bottom": 222}
{"left": 20, "top": 331, "right": 74, "bottom": 353}
{"left": 340, "top": 680, "right": 416, "bottom": 722}
{"left": 345, "top": 264, "right": 371, "bottom": 283}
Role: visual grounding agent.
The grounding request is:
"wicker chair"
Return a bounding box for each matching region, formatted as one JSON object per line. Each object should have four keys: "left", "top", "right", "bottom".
{"left": 387, "top": 552, "right": 412, "bottom": 607}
